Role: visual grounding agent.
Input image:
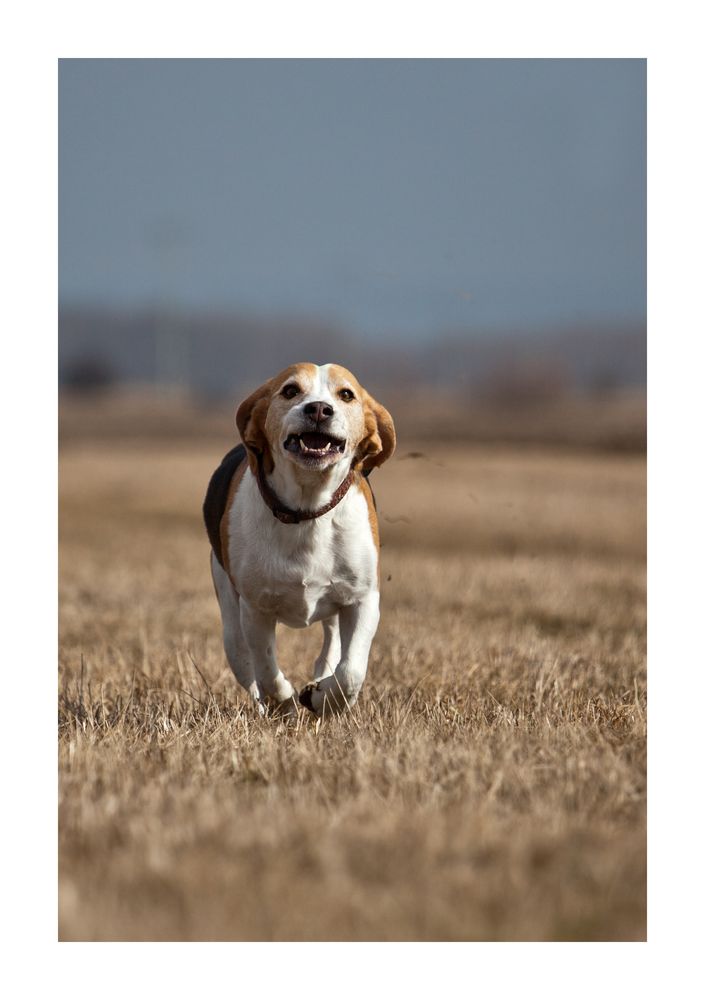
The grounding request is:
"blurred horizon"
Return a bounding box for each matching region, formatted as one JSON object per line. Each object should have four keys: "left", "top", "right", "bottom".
{"left": 59, "top": 58, "right": 646, "bottom": 396}
{"left": 59, "top": 301, "right": 645, "bottom": 398}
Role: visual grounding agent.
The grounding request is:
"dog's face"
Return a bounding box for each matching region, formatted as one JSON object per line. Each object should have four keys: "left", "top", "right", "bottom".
{"left": 236, "top": 363, "right": 395, "bottom": 476}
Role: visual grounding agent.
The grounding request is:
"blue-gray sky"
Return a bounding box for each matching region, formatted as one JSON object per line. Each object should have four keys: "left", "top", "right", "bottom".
{"left": 59, "top": 59, "right": 645, "bottom": 340}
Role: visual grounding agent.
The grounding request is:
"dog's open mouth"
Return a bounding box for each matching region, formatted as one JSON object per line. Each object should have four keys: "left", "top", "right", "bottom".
{"left": 284, "top": 432, "right": 346, "bottom": 459}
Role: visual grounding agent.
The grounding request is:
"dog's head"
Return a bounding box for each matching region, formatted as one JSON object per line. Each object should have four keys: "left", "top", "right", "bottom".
{"left": 236, "top": 363, "right": 395, "bottom": 477}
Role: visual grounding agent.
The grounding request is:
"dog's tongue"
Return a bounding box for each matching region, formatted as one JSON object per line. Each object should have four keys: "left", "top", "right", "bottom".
{"left": 300, "top": 432, "right": 331, "bottom": 449}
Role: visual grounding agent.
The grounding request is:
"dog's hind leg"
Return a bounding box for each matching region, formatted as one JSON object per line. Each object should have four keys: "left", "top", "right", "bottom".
{"left": 313, "top": 615, "right": 341, "bottom": 681}
{"left": 211, "top": 552, "right": 264, "bottom": 714}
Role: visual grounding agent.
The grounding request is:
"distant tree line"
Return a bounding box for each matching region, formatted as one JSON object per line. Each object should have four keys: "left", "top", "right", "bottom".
{"left": 59, "top": 303, "right": 646, "bottom": 399}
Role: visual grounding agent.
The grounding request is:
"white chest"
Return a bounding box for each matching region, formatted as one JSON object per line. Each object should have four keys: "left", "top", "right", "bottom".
{"left": 226, "top": 475, "right": 378, "bottom": 628}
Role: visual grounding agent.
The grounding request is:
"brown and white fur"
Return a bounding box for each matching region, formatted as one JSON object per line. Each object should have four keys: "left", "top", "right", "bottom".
{"left": 204, "top": 363, "right": 395, "bottom": 718}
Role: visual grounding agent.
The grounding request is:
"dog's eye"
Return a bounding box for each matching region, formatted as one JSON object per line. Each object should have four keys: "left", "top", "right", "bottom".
{"left": 281, "top": 384, "right": 300, "bottom": 400}
{"left": 338, "top": 388, "right": 355, "bottom": 402}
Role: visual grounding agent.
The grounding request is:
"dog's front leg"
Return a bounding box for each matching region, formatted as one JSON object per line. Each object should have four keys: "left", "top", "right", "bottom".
{"left": 300, "top": 593, "right": 380, "bottom": 716}
{"left": 239, "top": 600, "right": 298, "bottom": 716}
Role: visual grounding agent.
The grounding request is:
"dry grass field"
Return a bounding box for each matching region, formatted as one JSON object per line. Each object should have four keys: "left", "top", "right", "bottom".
{"left": 59, "top": 400, "right": 646, "bottom": 941}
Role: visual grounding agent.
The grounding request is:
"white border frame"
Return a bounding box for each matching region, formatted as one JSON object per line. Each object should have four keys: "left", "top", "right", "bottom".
{"left": 5, "top": 0, "right": 703, "bottom": 994}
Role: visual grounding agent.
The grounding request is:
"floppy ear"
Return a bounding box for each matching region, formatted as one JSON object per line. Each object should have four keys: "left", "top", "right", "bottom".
{"left": 356, "top": 392, "right": 396, "bottom": 473}
{"left": 236, "top": 379, "right": 274, "bottom": 474}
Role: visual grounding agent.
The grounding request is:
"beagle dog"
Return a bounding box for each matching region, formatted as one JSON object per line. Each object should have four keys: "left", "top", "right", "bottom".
{"left": 203, "top": 363, "right": 395, "bottom": 717}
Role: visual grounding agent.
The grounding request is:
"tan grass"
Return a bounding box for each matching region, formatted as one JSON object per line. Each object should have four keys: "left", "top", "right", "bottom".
{"left": 59, "top": 440, "right": 646, "bottom": 941}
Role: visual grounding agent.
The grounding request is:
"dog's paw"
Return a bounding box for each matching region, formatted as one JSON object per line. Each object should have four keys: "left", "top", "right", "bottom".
{"left": 298, "top": 682, "right": 321, "bottom": 715}
{"left": 265, "top": 695, "right": 300, "bottom": 721}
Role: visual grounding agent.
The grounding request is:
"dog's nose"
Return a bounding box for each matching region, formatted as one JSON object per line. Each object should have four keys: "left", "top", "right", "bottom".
{"left": 304, "top": 400, "right": 334, "bottom": 424}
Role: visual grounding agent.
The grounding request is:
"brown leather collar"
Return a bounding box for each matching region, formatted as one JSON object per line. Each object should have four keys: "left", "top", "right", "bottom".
{"left": 254, "top": 454, "right": 357, "bottom": 524}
